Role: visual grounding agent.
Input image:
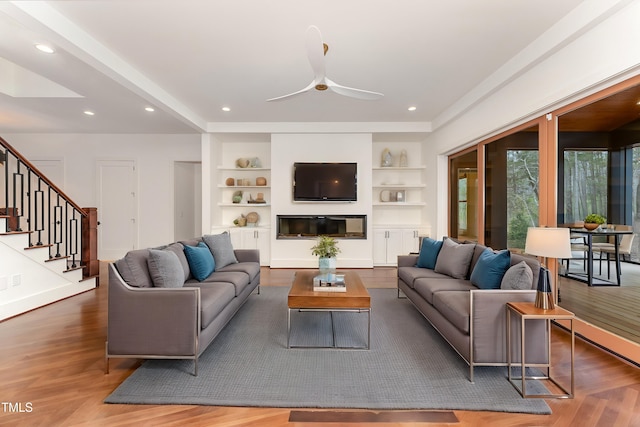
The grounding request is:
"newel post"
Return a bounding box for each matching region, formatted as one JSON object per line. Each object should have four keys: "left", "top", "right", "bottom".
{"left": 81, "top": 207, "right": 99, "bottom": 283}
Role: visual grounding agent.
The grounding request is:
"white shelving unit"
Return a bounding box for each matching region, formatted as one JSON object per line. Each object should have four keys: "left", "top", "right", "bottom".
{"left": 214, "top": 142, "right": 271, "bottom": 265}
{"left": 371, "top": 143, "right": 429, "bottom": 265}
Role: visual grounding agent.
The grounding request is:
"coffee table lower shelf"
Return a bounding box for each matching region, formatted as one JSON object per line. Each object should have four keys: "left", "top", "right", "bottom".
{"left": 287, "top": 308, "right": 371, "bottom": 350}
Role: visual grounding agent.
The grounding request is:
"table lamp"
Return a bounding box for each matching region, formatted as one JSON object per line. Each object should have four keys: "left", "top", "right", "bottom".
{"left": 524, "top": 227, "right": 571, "bottom": 310}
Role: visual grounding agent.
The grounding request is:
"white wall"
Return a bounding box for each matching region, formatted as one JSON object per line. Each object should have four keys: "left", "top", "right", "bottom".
{"left": 4, "top": 133, "right": 201, "bottom": 252}
{"left": 270, "top": 133, "right": 373, "bottom": 268}
{"left": 424, "top": 0, "right": 640, "bottom": 238}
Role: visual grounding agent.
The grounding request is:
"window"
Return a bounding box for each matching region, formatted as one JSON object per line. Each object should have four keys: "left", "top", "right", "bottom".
{"left": 506, "top": 150, "right": 539, "bottom": 249}
{"left": 562, "top": 150, "right": 608, "bottom": 224}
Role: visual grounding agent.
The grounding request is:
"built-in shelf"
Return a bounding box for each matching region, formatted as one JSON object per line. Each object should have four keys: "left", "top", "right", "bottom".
{"left": 217, "top": 167, "right": 270, "bottom": 171}
{"left": 373, "top": 184, "right": 426, "bottom": 189}
{"left": 218, "top": 185, "right": 271, "bottom": 189}
{"left": 372, "top": 166, "right": 425, "bottom": 171}
{"left": 373, "top": 202, "right": 426, "bottom": 206}
{"left": 218, "top": 203, "right": 271, "bottom": 207}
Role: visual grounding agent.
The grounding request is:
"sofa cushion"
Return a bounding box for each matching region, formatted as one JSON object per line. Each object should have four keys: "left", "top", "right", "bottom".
{"left": 183, "top": 242, "right": 215, "bottom": 281}
{"left": 469, "top": 243, "right": 488, "bottom": 273}
{"left": 147, "top": 249, "right": 185, "bottom": 288}
{"left": 216, "top": 261, "right": 260, "bottom": 282}
{"left": 432, "top": 291, "right": 471, "bottom": 334}
{"left": 501, "top": 260, "right": 534, "bottom": 290}
{"left": 413, "top": 277, "right": 476, "bottom": 305}
{"left": 196, "top": 270, "right": 251, "bottom": 296}
{"left": 434, "top": 238, "right": 476, "bottom": 279}
{"left": 203, "top": 232, "right": 238, "bottom": 270}
{"left": 509, "top": 254, "right": 540, "bottom": 289}
{"left": 114, "top": 248, "right": 153, "bottom": 288}
{"left": 470, "top": 249, "right": 511, "bottom": 289}
{"left": 398, "top": 266, "right": 455, "bottom": 289}
{"left": 163, "top": 242, "right": 190, "bottom": 281}
{"left": 416, "top": 237, "right": 443, "bottom": 269}
{"left": 195, "top": 282, "right": 236, "bottom": 329}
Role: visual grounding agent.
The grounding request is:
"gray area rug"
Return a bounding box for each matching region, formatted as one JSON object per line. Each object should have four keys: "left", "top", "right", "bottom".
{"left": 105, "top": 287, "right": 551, "bottom": 414}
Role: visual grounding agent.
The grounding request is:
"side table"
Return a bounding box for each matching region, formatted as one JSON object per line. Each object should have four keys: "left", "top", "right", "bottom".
{"left": 506, "top": 302, "right": 575, "bottom": 399}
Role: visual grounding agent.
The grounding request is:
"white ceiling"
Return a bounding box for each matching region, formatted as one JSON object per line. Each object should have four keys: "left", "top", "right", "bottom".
{"left": 0, "top": 0, "right": 595, "bottom": 135}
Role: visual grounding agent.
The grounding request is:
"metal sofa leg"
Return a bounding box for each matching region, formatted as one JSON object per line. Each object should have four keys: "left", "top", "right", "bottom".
{"left": 105, "top": 341, "right": 109, "bottom": 374}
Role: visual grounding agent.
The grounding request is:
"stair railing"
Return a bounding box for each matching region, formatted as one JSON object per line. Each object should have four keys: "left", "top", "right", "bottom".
{"left": 0, "top": 136, "right": 94, "bottom": 273}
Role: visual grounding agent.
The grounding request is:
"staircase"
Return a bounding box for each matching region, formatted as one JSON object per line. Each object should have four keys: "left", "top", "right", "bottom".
{"left": 0, "top": 137, "right": 97, "bottom": 321}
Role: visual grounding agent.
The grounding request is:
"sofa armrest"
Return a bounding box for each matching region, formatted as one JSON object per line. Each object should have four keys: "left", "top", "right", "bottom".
{"left": 107, "top": 263, "right": 200, "bottom": 357}
{"left": 398, "top": 254, "right": 419, "bottom": 267}
{"left": 234, "top": 249, "right": 260, "bottom": 263}
{"left": 470, "top": 289, "right": 547, "bottom": 364}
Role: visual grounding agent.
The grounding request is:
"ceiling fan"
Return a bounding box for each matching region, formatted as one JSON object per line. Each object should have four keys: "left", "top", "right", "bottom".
{"left": 267, "top": 25, "right": 384, "bottom": 102}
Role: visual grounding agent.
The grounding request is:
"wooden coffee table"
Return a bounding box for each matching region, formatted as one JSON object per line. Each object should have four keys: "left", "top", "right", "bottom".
{"left": 287, "top": 270, "right": 371, "bottom": 349}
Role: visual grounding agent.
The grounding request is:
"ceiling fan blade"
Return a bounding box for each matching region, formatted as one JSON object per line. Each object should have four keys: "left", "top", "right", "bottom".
{"left": 266, "top": 80, "right": 316, "bottom": 102}
{"left": 325, "top": 78, "right": 384, "bottom": 100}
{"left": 306, "top": 25, "right": 326, "bottom": 84}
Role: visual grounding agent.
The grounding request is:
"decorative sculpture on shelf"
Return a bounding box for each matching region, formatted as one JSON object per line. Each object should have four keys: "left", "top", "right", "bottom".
{"left": 381, "top": 148, "right": 393, "bottom": 167}
{"left": 399, "top": 149, "right": 408, "bottom": 167}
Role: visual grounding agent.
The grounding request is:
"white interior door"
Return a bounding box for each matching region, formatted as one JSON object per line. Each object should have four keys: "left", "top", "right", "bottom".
{"left": 97, "top": 160, "right": 137, "bottom": 260}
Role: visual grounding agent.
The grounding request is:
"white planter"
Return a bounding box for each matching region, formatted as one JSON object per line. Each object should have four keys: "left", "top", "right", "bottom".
{"left": 318, "top": 257, "right": 337, "bottom": 273}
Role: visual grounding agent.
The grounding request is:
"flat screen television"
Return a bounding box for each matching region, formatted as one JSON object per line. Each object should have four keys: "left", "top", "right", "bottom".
{"left": 293, "top": 162, "right": 357, "bottom": 201}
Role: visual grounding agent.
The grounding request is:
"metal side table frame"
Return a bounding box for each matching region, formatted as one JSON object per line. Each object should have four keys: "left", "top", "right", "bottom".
{"left": 506, "top": 302, "right": 575, "bottom": 399}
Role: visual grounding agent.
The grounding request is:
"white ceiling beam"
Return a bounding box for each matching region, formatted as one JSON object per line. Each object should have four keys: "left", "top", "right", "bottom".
{"left": 3, "top": 1, "right": 208, "bottom": 131}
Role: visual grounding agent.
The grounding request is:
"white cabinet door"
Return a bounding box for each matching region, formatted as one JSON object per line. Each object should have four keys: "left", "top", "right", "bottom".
{"left": 373, "top": 228, "right": 404, "bottom": 266}
{"left": 372, "top": 229, "right": 389, "bottom": 265}
{"left": 385, "top": 229, "right": 404, "bottom": 264}
{"left": 402, "top": 229, "right": 420, "bottom": 254}
{"left": 229, "top": 227, "right": 270, "bottom": 266}
{"left": 253, "top": 228, "right": 270, "bottom": 266}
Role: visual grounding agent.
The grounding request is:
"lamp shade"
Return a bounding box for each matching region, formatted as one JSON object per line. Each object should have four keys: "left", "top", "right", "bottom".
{"left": 525, "top": 227, "right": 571, "bottom": 259}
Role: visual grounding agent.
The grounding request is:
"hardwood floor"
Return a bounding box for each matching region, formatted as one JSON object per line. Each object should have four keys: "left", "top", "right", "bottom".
{"left": 559, "top": 260, "right": 640, "bottom": 344}
{"left": 1, "top": 265, "right": 639, "bottom": 426}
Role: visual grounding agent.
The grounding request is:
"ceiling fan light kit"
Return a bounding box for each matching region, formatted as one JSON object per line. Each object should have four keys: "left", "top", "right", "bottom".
{"left": 267, "top": 26, "right": 384, "bottom": 102}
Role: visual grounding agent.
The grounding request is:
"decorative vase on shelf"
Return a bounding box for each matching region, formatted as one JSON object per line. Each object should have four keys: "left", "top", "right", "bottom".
{"left": 381, "top": 148, "right": 393, "bottom": 167}
{"left": 232, "top": 191, "right": 243, "bottom": 204}
{"left": 399, "top": 149, "right": 408, "bottom": 167}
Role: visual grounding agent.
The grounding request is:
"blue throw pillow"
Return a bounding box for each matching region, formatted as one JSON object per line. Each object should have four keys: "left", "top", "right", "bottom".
{"left": 470, "top": 248, "right": 511, "bottom": 289}
{"left": 416, "top": 237, "right": 443, "bottom": 269}
{"left": 183, "top": 242, "right": 215, "bottom": 281}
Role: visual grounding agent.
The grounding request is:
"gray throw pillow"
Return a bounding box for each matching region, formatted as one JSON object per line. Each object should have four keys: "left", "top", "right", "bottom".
{"left": 147, "top": 249, "right": 185, "bottom": 288}
{"left": 203, "top": 232, "right": 238, "bottom": 270}
{"left": 114, "top": 249, "right": 153, "bottom": 288}
{"left": 434, "top": 238, "right": 475, "bottom": 279}
{"left": 500, "top": 260, "right": 534, "bottom": 290}
{"left": 164, "top": 242, "right": 190, "bottom": 281}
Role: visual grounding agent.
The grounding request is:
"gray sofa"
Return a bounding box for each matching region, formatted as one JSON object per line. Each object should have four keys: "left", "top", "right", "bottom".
{"left": 106, "top": 234, "right": 260, "bottom": 375}
{"left": 397, "top": 237, "right": 548, "bottom": 382}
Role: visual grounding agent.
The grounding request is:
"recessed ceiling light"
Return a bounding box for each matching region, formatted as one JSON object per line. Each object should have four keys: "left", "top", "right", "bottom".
{"left": 35, "top": 44, "right": 55, "bottom": 54}
{"left": 408, "top": 106, "right": 417, "bottom": 111}
{"left": 144, "top": 106, "right": 155, "bottom": 112}
{"left": 83, "top": 110, "right": 95, "bottom": 116}
{"left": 222, "top": 106, "right": 231, "bottom": 112}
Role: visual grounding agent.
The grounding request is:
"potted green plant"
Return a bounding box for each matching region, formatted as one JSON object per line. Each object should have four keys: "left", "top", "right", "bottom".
{"left": 584, "top": 213, "right": 606, "bottom": 230}
{"left": 311, "top": 235, "right": 340, "bottom": 273}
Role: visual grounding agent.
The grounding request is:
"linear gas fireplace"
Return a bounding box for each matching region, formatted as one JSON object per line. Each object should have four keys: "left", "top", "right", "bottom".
{"left": 277, "top": 215, "right": 366, "bottom": 239}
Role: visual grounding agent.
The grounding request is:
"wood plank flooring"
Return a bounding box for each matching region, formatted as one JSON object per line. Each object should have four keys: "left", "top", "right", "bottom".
{"left": 559, "top": 260, "right": 640, "bottom": 344}
{"left": 0, "top": 265, "right": 638, "bottom": 426}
